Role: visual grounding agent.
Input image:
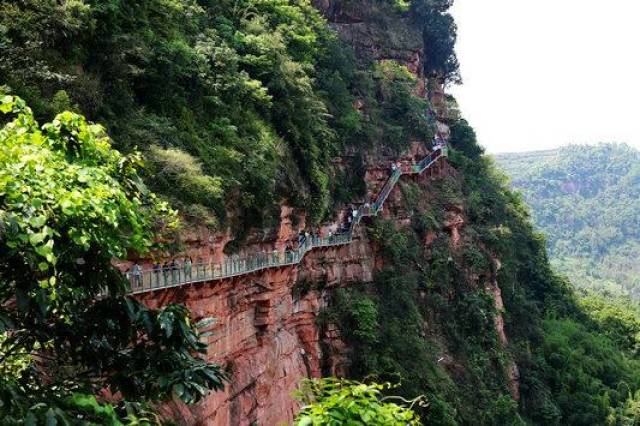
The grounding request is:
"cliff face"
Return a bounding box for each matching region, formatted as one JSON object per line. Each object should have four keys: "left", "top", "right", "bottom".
{"left": 134, "top": 2, "right": 517, "bottom": 424}
{"left": 137, "top": 210, "right": 375, "bottom": 424}
{"left": 315, "top": 0, "right": 424, "bottom": 70}
{"left": 138, "top": 153, "right": 454, "bottom": 425}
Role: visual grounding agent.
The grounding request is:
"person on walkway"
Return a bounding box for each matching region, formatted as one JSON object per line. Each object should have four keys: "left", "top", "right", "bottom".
{"left": 223, "top": 257, "right": 230, "bottom": 276}
{"left": 196, "top": 257, "right": 205, "bottom": 278}
{"left": 130, "top": 262, "right": 142, "bottom": 289}
{"left": 231, "top": 254, "right": 240, "bottom": 273}
{"left": 184, "top": 257, "right": 193, "bottom": 281}
{"left": 153, "top": 261, "right": 161, "bottom": 287}
{"left": 285, "top": 243, "right": 293, "bottom": 262}
{"left": 391, "top": 162, "right": 397, "bottom": 173}
{"left": 171, "top": 258, "right": 180, "bottom": 283}
{"left": 162, "top": 261, "right": 170, "bottom": 285}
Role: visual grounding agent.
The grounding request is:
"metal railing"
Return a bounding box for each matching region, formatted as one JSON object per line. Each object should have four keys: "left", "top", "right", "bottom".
{"left": 127, "top": 233, "right": 352, "bottom": 294}
{"left": 126, "top": 146, "right": 447, "bottom": 294}
{"left": 413, "top": 145, "right": 447, "bottom": 174}
{"left": 373, "top": 170, "right": 401, "bottom": 211}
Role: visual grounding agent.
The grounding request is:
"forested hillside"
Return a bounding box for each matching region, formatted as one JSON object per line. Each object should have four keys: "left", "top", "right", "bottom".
{"left": 496, "top": 144, "right": 640, "bottom": 299}
{"left": 325, "top": 123, "right": 640, "bottom": 425}
{"left": 3, "top": 1, "right": 640, "bottom": 425}
{"left": 0, "top": 0, "right": 447, "bottom": 233}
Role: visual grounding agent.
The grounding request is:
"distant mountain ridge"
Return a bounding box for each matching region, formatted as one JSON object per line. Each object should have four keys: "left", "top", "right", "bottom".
{"left": 495, "top": 143, "right": 640, "bottom": 299}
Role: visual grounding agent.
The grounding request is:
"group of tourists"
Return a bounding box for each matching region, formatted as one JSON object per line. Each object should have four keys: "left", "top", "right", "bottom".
{"left": 432, "top": 137, "right": 446, "bottom": 151}
{"left": 128, "top": 257, "right": 195, "bottom": 288}
{"left": 282, "top": 222, "right": 356, "bottom": 262}
{"left": 390, "top": 161, "right": 403, "bottom": 174}
{"left": 290, "top": 228, "right": 327, "bottom": 250}
{"left": 340, "top": 206, "right": 359, "bottom": 234}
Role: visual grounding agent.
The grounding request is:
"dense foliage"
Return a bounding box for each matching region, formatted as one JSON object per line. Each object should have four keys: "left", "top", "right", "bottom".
{"left": 0, "top": 0, "right": 457, "bottom": 234}
{"left": 293, "top": 378, "right": 423, "bottom": 425}
{"left": 0, "top": 96, "right": 226, "bottom": 423}
{"left": 0, "top": 0, "right": 340, "bottom": 227}
{"left": 496, "top": 144, "right": 640, "bottom": 299}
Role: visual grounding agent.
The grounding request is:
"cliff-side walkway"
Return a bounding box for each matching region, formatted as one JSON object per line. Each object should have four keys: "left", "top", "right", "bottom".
{"left": 127, "top": 146, "right": 448, "bottom": 294}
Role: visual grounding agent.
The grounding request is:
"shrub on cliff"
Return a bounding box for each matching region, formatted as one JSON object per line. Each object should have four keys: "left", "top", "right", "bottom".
{"left": 294, "top": 378, "right": 423, "bottom": 425}
{"left": 0, "top": 95, "right": 226, "bottom": 423}
{"left": 373, "top": 61, "right": 432, "bottom": 151}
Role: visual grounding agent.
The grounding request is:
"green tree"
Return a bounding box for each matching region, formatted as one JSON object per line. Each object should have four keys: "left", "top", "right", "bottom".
{"left": 0, "top": 95, "right": 226, "bottom": 423}
{"left": 411, "top": 0, "right": 460, "bottom": 82}
{"left": 293, "top": 378, "right": 423, "bottom": 426}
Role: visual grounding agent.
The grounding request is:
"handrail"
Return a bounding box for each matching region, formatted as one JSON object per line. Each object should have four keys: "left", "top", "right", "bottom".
{"left": 126, "top": 146, "right": 448, "bottom": 294}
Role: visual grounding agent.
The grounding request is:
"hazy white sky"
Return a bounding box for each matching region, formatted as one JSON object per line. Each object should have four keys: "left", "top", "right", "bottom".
{"left": 449, "top": 0, "right": 640, "bottom": 153}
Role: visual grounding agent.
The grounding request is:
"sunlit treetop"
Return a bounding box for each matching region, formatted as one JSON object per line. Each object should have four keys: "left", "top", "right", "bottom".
{"left": 0, "top": 93, "right": 176, "bottom": 299}
{"left": 0, "top": 95, "right": 225, "bottom": 424}
{"left": 0, "top": 95, "right": 176, "bottom": 276}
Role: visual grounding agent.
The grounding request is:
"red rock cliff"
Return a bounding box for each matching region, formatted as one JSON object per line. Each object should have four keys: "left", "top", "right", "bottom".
{"left": 137, "top": 143, "right": 451, "bottom": 425}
